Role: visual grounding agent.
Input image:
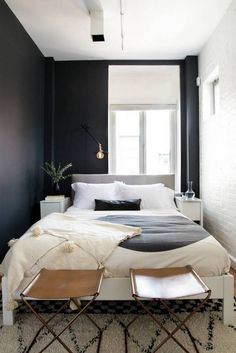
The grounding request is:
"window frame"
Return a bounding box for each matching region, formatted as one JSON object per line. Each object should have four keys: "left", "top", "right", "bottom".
{"left": 109, "top": 104, "right": 177, "bottom": 175}
{"left": 203, "top": 66, "right": 220, "bottom": 120}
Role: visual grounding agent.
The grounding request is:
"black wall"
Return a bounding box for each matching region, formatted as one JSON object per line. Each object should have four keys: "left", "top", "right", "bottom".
{"left": 54, "top": 61, "right": 109, "bottom": 195}
{"left": 0, "top": 1, "right": 45, "bottom": 261}
{"left": 44, "top": 57, "right": 55, "bottom": 194}
{"left": 185, "top": 56, "right": 199, "bottom": 197}
{"left": 51, "top": 59, "right": 199, "bottom": 196}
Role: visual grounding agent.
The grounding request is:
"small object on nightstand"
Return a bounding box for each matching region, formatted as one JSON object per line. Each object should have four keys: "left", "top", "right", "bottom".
{"left": 45, "top": 195, "right": 65, "bottom": 201}
{"left": 185, "top": 181, "right": 195, "bottom": 199}
{"left": 175, "top": 196, "right": 203, "bottom": 226}
{"left": 40, "top": 197, "right": 71, "bottom": 218}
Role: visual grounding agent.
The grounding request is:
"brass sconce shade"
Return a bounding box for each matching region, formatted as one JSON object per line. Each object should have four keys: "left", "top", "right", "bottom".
{"left": 96, "top": 143, "right": 105, "bottom": 159}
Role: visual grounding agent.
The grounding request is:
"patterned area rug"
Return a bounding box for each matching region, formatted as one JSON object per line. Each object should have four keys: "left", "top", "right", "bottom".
{"left": 1, "top": 300, "right": 236, "bottom": 352}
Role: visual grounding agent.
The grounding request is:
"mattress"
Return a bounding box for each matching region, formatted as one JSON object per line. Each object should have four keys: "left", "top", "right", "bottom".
{"left": 65, "top": 207, "right": 230, "bottom": 277}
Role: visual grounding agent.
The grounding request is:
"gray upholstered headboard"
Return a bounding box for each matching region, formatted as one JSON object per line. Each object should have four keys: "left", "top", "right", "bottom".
{"left": 72, "top": 174, "right": 175, "bottom": 189}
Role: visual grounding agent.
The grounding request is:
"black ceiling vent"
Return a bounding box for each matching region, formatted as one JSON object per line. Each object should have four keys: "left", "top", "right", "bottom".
{"left": 92, "top": 34, "right": 105, "bottom": 42}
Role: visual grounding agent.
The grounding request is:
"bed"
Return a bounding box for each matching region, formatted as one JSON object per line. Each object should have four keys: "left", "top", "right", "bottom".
{"left": 1, "top": 174, "right": 234, "bottom": 326}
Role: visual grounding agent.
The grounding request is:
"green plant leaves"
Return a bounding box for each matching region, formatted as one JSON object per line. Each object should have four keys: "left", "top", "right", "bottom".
{"left": 41, "top": 161, "right": 72, "bottom": 183}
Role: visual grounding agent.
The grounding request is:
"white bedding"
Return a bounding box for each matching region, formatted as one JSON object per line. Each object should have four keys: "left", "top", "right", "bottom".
{"left": 1, "top": 213, "right": 140, "bottom": 307}
{"left": 1, "top": 207, "right": 230, "bottom": 308}
{"left": 65, "top": 207, "right": 230, "bottom": 277}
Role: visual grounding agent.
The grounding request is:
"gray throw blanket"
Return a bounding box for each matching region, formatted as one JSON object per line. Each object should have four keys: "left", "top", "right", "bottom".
{"left": 98, "top": 215, "right": 209, "bottom": 252}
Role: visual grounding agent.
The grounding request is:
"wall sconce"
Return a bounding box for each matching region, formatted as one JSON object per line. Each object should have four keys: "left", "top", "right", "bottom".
{"left": 81, "top": 124, "right": 107, "bottom": 160}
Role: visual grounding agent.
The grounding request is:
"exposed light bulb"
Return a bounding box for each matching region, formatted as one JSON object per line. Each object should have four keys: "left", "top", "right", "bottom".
{"left": 96, "top": 143, "right": 104, "bottom": 159}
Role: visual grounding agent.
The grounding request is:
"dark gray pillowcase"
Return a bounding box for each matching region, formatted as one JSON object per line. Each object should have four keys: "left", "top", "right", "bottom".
{"left": 94, "top": 199, "right": 141, "bottom": 211}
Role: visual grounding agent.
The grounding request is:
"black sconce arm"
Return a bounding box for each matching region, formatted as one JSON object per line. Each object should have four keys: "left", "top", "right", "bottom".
{"left": 81, "top": 123, "right": 107, "bottom": 159}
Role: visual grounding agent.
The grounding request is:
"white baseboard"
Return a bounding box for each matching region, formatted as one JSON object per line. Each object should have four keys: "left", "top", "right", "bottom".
{"left": 229, "top": 254, "right": 236, "bottom": 270}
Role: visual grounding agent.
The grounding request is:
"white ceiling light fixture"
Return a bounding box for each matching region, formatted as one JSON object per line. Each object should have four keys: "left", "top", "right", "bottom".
{"left": 85, "top": 0, "right": 105, "bottom": 42}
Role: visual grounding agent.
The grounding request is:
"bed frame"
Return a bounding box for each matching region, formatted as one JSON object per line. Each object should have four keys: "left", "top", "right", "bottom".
{"left": 2, "top": 174, "right": 234, "bottom": 326}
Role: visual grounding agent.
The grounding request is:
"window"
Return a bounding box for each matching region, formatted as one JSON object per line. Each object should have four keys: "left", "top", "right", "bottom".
{"left": 203, "top": 67, "right": 219, "bottom": 119}
{"left": 109, "top": 105, "right": 176, "bottom": 175}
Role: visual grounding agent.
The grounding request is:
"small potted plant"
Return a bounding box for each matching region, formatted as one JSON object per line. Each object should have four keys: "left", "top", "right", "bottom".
{"left": 41, "top": 161, "right": 72, "bottom": 195}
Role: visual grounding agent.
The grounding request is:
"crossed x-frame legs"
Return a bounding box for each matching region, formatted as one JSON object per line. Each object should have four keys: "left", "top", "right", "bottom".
{"left": 124, "top": 291, "right": 211, "bottom": 353}
{"left": 20, "top": 295, "right": 103, "bottom": 353}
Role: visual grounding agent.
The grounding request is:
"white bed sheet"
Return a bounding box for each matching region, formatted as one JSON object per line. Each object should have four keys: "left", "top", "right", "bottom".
{"left": 65, "top": 207, "right": 230, "bottom": 277}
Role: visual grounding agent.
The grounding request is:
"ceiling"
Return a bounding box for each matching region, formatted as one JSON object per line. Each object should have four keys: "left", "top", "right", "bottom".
{"left": 5, "top": 0, "right": 232, "bottom": 61}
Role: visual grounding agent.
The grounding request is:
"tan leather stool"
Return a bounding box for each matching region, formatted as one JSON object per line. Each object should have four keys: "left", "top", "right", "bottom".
{"left": 21, "top": 268, "right": 104, "bottom": 353}
{"left": 125, "top": 265, "right": 211, "bottom": 353}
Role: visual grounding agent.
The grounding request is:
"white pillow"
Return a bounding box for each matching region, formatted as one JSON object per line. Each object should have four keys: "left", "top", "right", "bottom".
{"left": 115, "top": 182, "right": 176, "bottom": 209}
{"left": 72, "top": 182, "right": 119, "bottom": 209}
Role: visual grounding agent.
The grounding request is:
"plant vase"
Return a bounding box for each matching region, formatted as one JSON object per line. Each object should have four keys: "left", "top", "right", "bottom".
{"left": 52, "top": 182, "right": 60, "bottom": 195}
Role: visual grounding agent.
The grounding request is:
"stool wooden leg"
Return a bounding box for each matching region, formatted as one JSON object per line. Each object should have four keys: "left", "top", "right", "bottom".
{"left": 153, "top": 290, "right": 211, "bottom": 353}
{"left": 22, "top": 297, "right": 73, "bottom": 353}
{"left": 127, "top": 290, "right": 211, "bottom": 353}
{"left": 21, "top": 294, "right": 102, "bottom": 353}
{"left": 24, "top": 300, "right": 70, "bottom": 353}
{"left": 38, "top": 296, "right": 98, "bottom": 353}
{"left": 136, "top": 298, "right": 190, "bottom": 353}
{"left": 159, "top": 300, "right": 199, "bottom": 353}
{"left": 23, "top": 298, "right": 73, "bottom": 353}
{"left": 71, "top": 298, "right": 103, "bottom": 353}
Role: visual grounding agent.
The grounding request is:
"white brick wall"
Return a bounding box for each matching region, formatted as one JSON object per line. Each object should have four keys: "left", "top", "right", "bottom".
{"left": 199, "top": 0, "right": 236, "bottom": 267}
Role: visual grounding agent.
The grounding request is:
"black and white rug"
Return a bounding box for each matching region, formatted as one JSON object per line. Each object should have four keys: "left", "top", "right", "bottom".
{"left": 2, "top": 298, "right": 230, "bottom": 314}
{"left": 1, "top": 300, "right": 236, "bottom": 352}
